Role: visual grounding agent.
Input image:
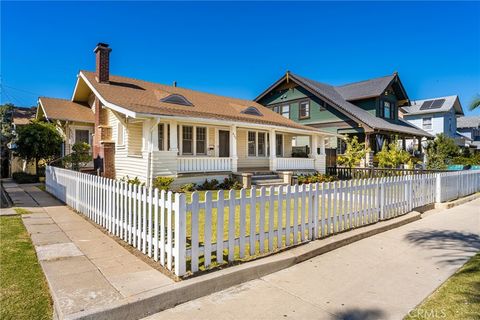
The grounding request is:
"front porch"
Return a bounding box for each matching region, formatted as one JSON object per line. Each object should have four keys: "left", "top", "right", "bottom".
{"left": 146, "top": 118, "right": 329, "bottom": 180}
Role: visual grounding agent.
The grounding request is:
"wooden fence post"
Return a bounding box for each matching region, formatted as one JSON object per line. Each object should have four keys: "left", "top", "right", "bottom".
{"left": 380, "top": 181, "right": 385, "bottom": 220}
{"left": 435, "top": 173, "right": 442, "bottom": 203}
{"left": 174, "top": 192, "right": 186, "bottom": 277}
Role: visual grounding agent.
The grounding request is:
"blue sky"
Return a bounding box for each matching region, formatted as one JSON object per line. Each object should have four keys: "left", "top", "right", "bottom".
{"left": 2, "top": 1, "right": 480, "bottom": 115}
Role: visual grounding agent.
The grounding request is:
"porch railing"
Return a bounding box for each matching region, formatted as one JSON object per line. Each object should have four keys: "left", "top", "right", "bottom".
{"left": 276, "top": 157, "right": 315, "bottom": 170}
{"left": 178, "top": 157, "right": 232, "bottom": 173}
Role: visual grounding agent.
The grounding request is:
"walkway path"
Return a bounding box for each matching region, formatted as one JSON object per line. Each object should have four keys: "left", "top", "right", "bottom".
{"left": 9, "top": 183, "right": 174, "bottom": 319}
{"left": 144, "top": 199, "right": 480, "bottom": 320}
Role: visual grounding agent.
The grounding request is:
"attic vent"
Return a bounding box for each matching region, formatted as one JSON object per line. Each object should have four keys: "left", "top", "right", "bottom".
{"left": 241, "top": 106, "right": 263, "bottom": 116}
{"left": 160, "top": 94, "right": 193, "bottom": 106}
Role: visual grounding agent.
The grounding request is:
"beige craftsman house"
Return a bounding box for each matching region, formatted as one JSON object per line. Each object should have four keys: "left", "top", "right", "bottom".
{"left": 38, "top": 43, "right": 335, "bottom": 187}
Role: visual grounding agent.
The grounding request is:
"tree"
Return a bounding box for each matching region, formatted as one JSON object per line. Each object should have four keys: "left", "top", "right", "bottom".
{"left": 337, "top": 135, "right": 369, "bottom": 168}
{"left": 376, "top": 139, "right": 411, "bottom": 168}
{"left": 469, "top": 94, "right": 480, "bottom": 111}
{"left": 13, "top": 120, "right": 63, "bottom": 176}
{"left": 425, "top": 133, "right": 460, "bottom": 169}
{"left": 0, "top": 104, "right": 14, "bottom": 177}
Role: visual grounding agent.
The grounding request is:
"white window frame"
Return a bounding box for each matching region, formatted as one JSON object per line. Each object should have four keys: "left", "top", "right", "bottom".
{"left": 179, "top": 124, "right": 209, "bottom": 156}
{"left": 281, "top": 105, "right": 290, "bottom": 118}
{"left": 247, "top": 130, "right": 270, "bottom": 158}
{"left": 196, "top": 127, "right": 207, "bottom": 155}
{"left": 422, "top": 117, "right": 432, "bottom": 130}
{"left": 299, "top": 101, "right": 310, "bottom": 119}
{"left": 276, "top": 133, "right": 284, "bottom": 157}
{"left": 70, "top": 125, "right": 93, "bottom": 146}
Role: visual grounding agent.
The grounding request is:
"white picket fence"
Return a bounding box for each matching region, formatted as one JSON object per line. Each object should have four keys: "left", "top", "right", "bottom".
{"left": 435, "top": 170, "right": 480, "bottom": 203}
{"left": 46, "top": 166, "right": 480, "bottom": 277}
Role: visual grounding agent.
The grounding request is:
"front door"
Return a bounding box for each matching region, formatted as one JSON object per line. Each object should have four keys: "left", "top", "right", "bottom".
{"left": 219, "top": 130, "right": 230, "bottom": 157}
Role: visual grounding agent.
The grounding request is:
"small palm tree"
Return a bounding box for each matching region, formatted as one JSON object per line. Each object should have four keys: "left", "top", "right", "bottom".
{"left": 470, "top": 94, "right": 480, "bottom": 110}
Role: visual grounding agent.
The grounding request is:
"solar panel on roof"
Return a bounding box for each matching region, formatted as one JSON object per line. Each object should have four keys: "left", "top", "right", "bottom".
{"left": 420, "top": 100, "right": 434, "bottom": 110}
{"left": 419, "top": 98, "right": 446, "bottom": 110}
{"left": 431, "top": 99, "right": 445, "bottom": 108}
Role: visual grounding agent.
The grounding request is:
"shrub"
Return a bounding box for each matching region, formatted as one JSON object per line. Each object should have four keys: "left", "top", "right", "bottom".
{"left": 218, "top": 177, "right": 243, "bottom": 190}
{"left": 376, "top": 139, "right": 411, "bottom": 168}
{"left": 198, "top": 179, "right": 219, "bottom": 190}
{"left": 12, "top": 172, "right": 39, "bottom": 184}
{"left": 337, "top": 135, "right": 369, "bottom": 168}
{"left": 425, "top": 134, "right": 460, "bottom": 169}
{"left": 119, "top": 176, "right": 145, "bottom": 186}
{"left": 297, "top": 173, "right": 337, "bottom": 185}
{"left": 179, "top": 183, "right": 197, "bottom": 192}
{"left": 152, "top": 176, "right": 174, "bottom": 191}
{"left": 64, "top": 142, "right": 91, "bottom": 171}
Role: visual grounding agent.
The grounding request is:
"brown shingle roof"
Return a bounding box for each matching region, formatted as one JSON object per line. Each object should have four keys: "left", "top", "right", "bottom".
{"left": 80, "top": 71, "right": 327, "bottom": 133}
{"left": 39, "top": 97, "right": 94, "bottom": 123}
{"left": 13, "top": 107, "right": 36, "bottom": 125}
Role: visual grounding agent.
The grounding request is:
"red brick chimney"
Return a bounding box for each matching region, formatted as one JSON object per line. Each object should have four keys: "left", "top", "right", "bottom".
{"left": 94, "top": 43, "right": 112, "bottom": 83}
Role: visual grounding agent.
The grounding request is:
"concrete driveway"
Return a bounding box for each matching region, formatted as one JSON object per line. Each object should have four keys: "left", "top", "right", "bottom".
{"left": 144, "top": 199, "right": 480, "bottom": 320}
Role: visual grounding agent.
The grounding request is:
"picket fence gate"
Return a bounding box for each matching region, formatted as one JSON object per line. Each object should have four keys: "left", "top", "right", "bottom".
{"left": 46, "top": 166, "right": 480, "bottom": 276}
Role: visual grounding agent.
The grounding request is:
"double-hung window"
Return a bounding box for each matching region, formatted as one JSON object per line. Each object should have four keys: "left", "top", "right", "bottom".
{"left": 281, "top": 105, "right": 290, "bottom": 118}
{"left": 258, "top": 132, "right": 266, "bottom": 156}
{"left": 158, "top": 124, "right": 165, "bottom": 151}
{"left": 383, "top": 101, "right": 392, "bottom": 119}
{"left": 182, "top": 126, "right": 193, "bottom": 154}
{"left": 299, "top": 101, "right": 310, "bottom": 119}
{"left": 75, "top": 129, "right": 90, "bottom": 144}
{"left": 196, "top": 127, "right": 207, "bottom": 155}
{"left": 276, "top": 134, "right": 283, "bottom": 157}
{"left": 248, "top": 131, "right": 256, "bottom": 157}
{"left": 422, "top": 117, "right": 432, "bottom": 130}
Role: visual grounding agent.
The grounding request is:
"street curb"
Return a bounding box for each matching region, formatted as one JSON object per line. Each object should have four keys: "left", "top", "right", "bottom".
{"left": 434, "top": 193, "right": 480, "bottom": 210}
{"left": 66, "top": 211, "right": 422, "bottom": 320}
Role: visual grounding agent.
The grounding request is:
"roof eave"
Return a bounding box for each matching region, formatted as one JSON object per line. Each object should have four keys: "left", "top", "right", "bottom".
{"left": 78, "top": 71, "right": 138, "bottom": 118}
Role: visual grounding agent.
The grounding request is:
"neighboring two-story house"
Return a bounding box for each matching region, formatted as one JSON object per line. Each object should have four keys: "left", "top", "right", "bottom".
{"left": 255, "top": 71, "right": 432, "bottom": 166}
{"left": 37, "top": 43, "right": 335, "bottom": 187}
{"left": 457, "top": 116, "right": 480, "bottom": 151}
{"left": 401, "top": 95, "right": 466, "bottom": 148}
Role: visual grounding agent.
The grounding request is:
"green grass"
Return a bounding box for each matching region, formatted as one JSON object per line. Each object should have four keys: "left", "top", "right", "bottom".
{"left": 182, "top": 188, "right": 377, "bottom": 272}
{"left": 37, "top": 184, "right": 46, "bottom": 192}
{"left": 14, "top": 208, "right": 32, "bottom": 215}
{"left": 0, "top": 215, "right": 53, "bottom": 320}
{"left": 405, "top": 253, "right": 480, "bottom": 320}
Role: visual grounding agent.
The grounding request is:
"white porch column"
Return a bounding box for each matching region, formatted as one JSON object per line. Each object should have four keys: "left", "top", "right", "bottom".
{"left": 269, "top": 129, "right": 277, "bottom": 171}
{"left": 151, "top": 120, "right": 159, "bottom": 151}
{"left": 230, "top": 125, "right": 238, "bottom": 172}
{"left": 314, "top": 134, "right": 326, "bottom": 174}
{"left": 169, "top": 120, "right": 178, "bottom": 152}
{"left": 311, "top": 135, "right": 318, "bottom": 157}
{"left": 320, "top": 136, "right": 326, "bottom": 155}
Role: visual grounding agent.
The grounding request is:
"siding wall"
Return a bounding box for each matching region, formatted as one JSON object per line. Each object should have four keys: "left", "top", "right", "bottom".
{"left": 106, "top": 109, "right": 148, "bottom": 181}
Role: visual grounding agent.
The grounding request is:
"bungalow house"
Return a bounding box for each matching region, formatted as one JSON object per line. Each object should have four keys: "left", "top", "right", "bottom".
{"left": 36, "top": 97, "right": 95, "bottom": 159}
{"left": 255, "top": 72, "right": 432, "bottom": 166}
{"left": 401, "top": 95, "right": 467, "bottom": 148}
{"left": 456, "top": 116, "right": 480, "bottom": 151}
{"left": 38, "top": 43, "right": 335, "bottom": 187}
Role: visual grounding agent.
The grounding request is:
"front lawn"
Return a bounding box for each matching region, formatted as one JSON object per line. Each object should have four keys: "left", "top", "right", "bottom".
{"left": 0, "top": 215, "right": 53, "bottom": 320}
{"left": 405, "top": 253, "right": 480, "bottom": 320}
{"left": 183, "top": 188, "right": 372, "bottom": 271}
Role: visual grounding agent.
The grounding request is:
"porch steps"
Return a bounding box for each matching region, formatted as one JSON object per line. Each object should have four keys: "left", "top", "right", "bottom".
{"left": 251, "top": 172, "right": 287, "bottom": 187}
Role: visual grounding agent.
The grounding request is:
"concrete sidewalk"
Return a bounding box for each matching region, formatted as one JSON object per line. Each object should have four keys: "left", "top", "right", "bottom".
{"left": 9, "top": 184, "right": 175, "bottom": 319}
{"left": 144, "top": 199, "right": 480, "bottom": 320}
